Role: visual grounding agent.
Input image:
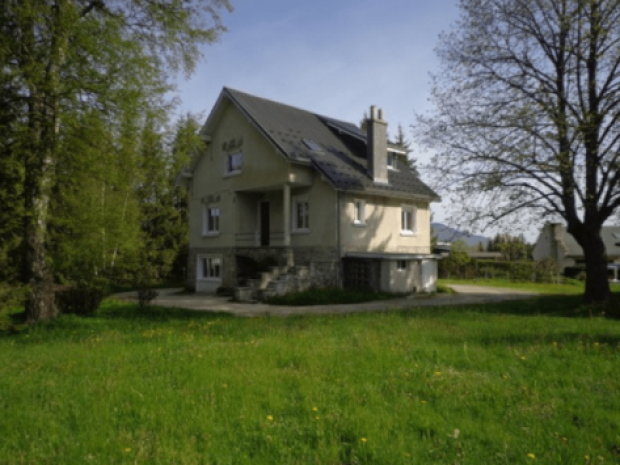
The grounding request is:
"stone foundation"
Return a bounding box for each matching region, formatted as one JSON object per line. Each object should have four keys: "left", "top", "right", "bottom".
{"left": 187, "top": 246, "right": 340, "bottom": 292}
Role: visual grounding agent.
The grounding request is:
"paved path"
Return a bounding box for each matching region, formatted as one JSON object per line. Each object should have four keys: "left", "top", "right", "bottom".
{"left": 115, "top": 285, "right": 540, "bottom": 318}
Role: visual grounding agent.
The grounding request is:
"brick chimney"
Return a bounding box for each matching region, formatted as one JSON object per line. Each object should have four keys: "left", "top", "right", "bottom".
{"left": 366, "top": 105, "right": 388, "bottom": 184}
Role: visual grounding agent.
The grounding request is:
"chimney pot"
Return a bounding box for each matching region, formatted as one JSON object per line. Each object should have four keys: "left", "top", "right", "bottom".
{"left": 378, "top": 109, "right": 383, "bottom": 121}
{"left": 370, "top": 105, "right": 376, "bottom": 121}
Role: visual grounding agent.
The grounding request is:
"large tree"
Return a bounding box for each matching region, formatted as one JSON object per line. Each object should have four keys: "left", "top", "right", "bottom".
{"left": 416, "top": 0, "right": 620, "bottom": 303}
{"left": 1, "top": 0, "right": 231, "bottom": 322}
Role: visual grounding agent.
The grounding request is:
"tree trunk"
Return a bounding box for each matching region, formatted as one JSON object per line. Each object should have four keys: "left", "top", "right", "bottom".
{"left": 23, "top": 155, "right": 58, "bottom": 323}
{"left": 581, "top": 230, "right": 611, "bottom": 304}
{"left": 22, "top": 94, "right": 58, "bottom": 323}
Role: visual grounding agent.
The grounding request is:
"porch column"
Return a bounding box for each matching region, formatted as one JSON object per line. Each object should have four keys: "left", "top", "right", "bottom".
{"left": 283, "top": 183, "right": 291, "bottom": 246}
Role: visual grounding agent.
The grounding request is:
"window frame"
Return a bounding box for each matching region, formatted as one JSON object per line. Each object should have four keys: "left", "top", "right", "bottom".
{"left": 353, "top": 198, "right": 366, "bottom": 226}
{"left": 396, "top": 260, "right": 408, "bottom": 271}
{"left": 292, "top": 197, "right": 310, "bottom": 233}
{"left": 202, "top": 205, "right": 220, "bottom": 236}
{"left": 400, "top": 204, "right": 417, "bottom": 236}
{"left": 225, "top": 151, "right": 243, "bottom": 175}
{"left": 197, "top": 255, "right": 222, "bottom": 281}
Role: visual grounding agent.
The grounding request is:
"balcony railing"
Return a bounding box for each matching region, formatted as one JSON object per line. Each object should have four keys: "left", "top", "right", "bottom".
{"left": 235, "top": 231, "right": 285, "bottom": 246}
{"left": 345, "top": 245, "right": 431, "bottom": 255}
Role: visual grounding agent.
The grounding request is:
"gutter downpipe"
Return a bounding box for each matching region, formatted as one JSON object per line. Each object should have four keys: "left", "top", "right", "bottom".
{"left": 337, "top": 190, "right": 343, "bottom": 288}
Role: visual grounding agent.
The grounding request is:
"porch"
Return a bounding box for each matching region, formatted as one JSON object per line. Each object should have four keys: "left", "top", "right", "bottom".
{"left": 233, "top": 183, "right": 310, "bottom": 248}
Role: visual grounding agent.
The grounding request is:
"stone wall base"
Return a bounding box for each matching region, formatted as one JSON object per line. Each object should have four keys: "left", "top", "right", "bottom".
{"left": 187, "top": 246, "right": 339, "bottom": 292}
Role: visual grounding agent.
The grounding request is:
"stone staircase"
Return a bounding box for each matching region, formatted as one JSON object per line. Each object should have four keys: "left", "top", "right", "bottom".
{"left": 233, "top": 265, "right": 310, "bottom": 302}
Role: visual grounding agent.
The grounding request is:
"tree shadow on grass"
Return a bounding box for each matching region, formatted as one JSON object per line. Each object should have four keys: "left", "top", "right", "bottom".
{"left": 398, "top": 293, "right": 620, "bottom": 320}
{"left": 1, "top": 300, "right": 237, "bottom": 342}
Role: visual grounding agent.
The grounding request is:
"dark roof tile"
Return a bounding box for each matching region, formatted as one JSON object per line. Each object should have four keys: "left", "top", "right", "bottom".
{"left": 225, "top": 87, "right": 440, "bottom": 201}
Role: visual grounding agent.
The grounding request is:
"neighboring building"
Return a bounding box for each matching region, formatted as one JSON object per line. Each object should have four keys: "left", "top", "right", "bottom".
{"left": 532, "top": 223, "right": 620, "bottom": 279}
{"left": 178, "top": 88, "right": 441, "bottom": 297}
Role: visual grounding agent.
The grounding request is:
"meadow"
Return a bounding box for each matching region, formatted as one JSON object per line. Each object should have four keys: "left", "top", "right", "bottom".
{"left": 1, "top": 294, "right": 619, "bottom": 464}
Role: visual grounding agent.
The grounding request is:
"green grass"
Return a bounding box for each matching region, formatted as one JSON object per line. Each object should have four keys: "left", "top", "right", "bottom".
{"left": 267, "top": 287, "right": 396, "bottom": 306}
{"left": 439, "top": 278, "right": 597, "bottom": 295}
{"left": 1, "top": 297, "right": 620, "bottom": 464}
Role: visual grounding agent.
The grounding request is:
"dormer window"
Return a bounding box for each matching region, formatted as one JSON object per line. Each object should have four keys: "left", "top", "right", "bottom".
{"left": 387, "top": 151, "right": 395, "bottom": 169}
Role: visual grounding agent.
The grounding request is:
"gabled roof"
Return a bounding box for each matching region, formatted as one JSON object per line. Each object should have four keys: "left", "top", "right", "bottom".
{"left": 558, "top": 225, "right": 620, "bottom": 258}
{"left": 210, "top": 87, "right": 440, "bottom": 202}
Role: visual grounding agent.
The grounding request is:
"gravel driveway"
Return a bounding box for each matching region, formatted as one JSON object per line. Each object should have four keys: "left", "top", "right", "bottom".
{"left": 115, "top": 284, "right": 539, "bottom": 317}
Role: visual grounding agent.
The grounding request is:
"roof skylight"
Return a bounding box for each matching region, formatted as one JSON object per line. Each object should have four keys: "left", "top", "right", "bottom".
{"left": 303, "top": 139, "right": 323, "bottom": 153}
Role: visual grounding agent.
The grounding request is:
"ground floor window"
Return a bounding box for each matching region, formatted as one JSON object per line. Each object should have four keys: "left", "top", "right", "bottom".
{"left": 397, "top": 260, "right": 408, "bottom": 271}
{"left": 293, "top": 198, "right": 310, "bottom": 232}
{"left": 198, "top": 255, "right": 222, "bottom": 279}
{"left": 202, "top": 205, "right": 220, "bottom": 235}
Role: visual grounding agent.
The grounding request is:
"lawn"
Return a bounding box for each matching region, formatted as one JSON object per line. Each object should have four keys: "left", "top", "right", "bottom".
{"left": 440, "top": 278, "right": 620, "bottom": 295}
{"left": 1, "top": 296, "right": 620, "bottom": 464}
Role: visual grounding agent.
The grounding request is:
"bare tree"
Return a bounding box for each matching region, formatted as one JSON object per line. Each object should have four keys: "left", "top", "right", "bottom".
{"left": 416, "top": 0, "right": 620, "bottom": 303}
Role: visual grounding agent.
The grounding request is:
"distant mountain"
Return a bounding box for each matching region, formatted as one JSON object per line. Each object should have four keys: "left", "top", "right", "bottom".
{"left": 432, "top": 222, "right": 489, "bottom": 248}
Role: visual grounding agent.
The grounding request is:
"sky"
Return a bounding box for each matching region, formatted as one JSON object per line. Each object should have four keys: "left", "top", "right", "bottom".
{"left": 173, "top": 0, "right": 468, "bottom": 228}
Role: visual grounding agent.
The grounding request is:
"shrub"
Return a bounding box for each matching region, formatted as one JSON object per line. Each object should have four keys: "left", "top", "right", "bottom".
{"left": 436, "top": 283, "right": 456, "bottom": 294}
{"left": 137, "top": 287, "right": 159, "bottom": 309}
{"left": 267, "top": 287, "right": 395, "bottom": 306}
{"left": 56, "top": 280, "right": 107, "bottom": 316}
{"left": 0, "top": 284, "right": 27, "bottom": 313}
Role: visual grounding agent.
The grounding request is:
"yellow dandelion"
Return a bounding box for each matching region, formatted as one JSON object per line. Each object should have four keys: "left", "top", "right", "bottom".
{"left": 312, "top": 407, "right": 318, "bottom": 411}
{"left": 267, "top": 415, "right": 273, "bottom": 421}
{"left": 585, "top": 455, "right": 590, "bottom": 461}
{"left": 125, "top": 448, "right": 131, "bottom": 452}
{"left": 361, "top": 437, "right": 367, "bottom": 443}
{"left": 421, "top": 400, "right": 427, "bottom": 404}
{"left": 520, "top": 356, "right": 526, "bottom": 360}
{"left": 435, "top": 371, "right": 441, "bottom": 375}
{"left": 315, "top": 416, "right": 320, "bottom": 420}
{"left": 527, "top": 453, "right": 536, "bottom": 459}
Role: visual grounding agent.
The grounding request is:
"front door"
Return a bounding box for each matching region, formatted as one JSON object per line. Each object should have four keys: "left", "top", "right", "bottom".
{"left": 260, "top": 202, "right": 270, "bottom": 246}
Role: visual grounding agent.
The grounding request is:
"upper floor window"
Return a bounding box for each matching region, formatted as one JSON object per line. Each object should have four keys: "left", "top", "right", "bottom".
{"left": 293, "top": 199, "right": 309, "bottom": 232}
{"left": 401, "top": 204, "right": 417, "bottom": 235}
{"left": 203, "top": 205, "right": 220, "bottom": 235}
{"left": 353, "top": 199, "right": 366, "bottom": 225}
{"left": 227, "top": 151, "right": 242, "bottom": 174}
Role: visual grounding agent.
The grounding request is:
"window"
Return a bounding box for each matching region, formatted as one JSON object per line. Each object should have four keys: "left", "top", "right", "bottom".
{"left": 198, "top": 256, "right": 221, "bottom": 279}
{"left": 401, "top": 205, "right": 416, "bottom": 235}
{"left": 397, "top": 260, "right": 408, "bottom": 271}
{"left": 203, "top": 206, "right": 220, "bottom": 235}
{"left": 353, "top": 199, "right": 366, "bottom": 225}
{"left": 293, "top": 199, "right": 309, "bottom": 232}
{"left": 387, "top": 152, "right": 395, "bottom": 169}
{"left": 226, "top": 151, "right": 242, "bottom": 173}
{"left": 303, "top": 139, "right": 323, "bottom": 153}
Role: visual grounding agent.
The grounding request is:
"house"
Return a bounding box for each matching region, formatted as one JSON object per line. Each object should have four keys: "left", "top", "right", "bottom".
{"left": 178, "top": 88, "right": 441, "bottom": 298}
{"left": 532, "top": 222, "right": 620, "bottom": 279}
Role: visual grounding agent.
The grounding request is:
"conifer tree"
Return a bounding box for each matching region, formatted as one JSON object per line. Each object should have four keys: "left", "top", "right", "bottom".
{"left": 1, "top": 0, "right": 231, "bottom": 322}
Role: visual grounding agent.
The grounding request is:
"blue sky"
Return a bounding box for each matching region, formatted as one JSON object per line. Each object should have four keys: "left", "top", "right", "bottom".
{"left": 174, "top": 0, "right": 462, "bottom": 223}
